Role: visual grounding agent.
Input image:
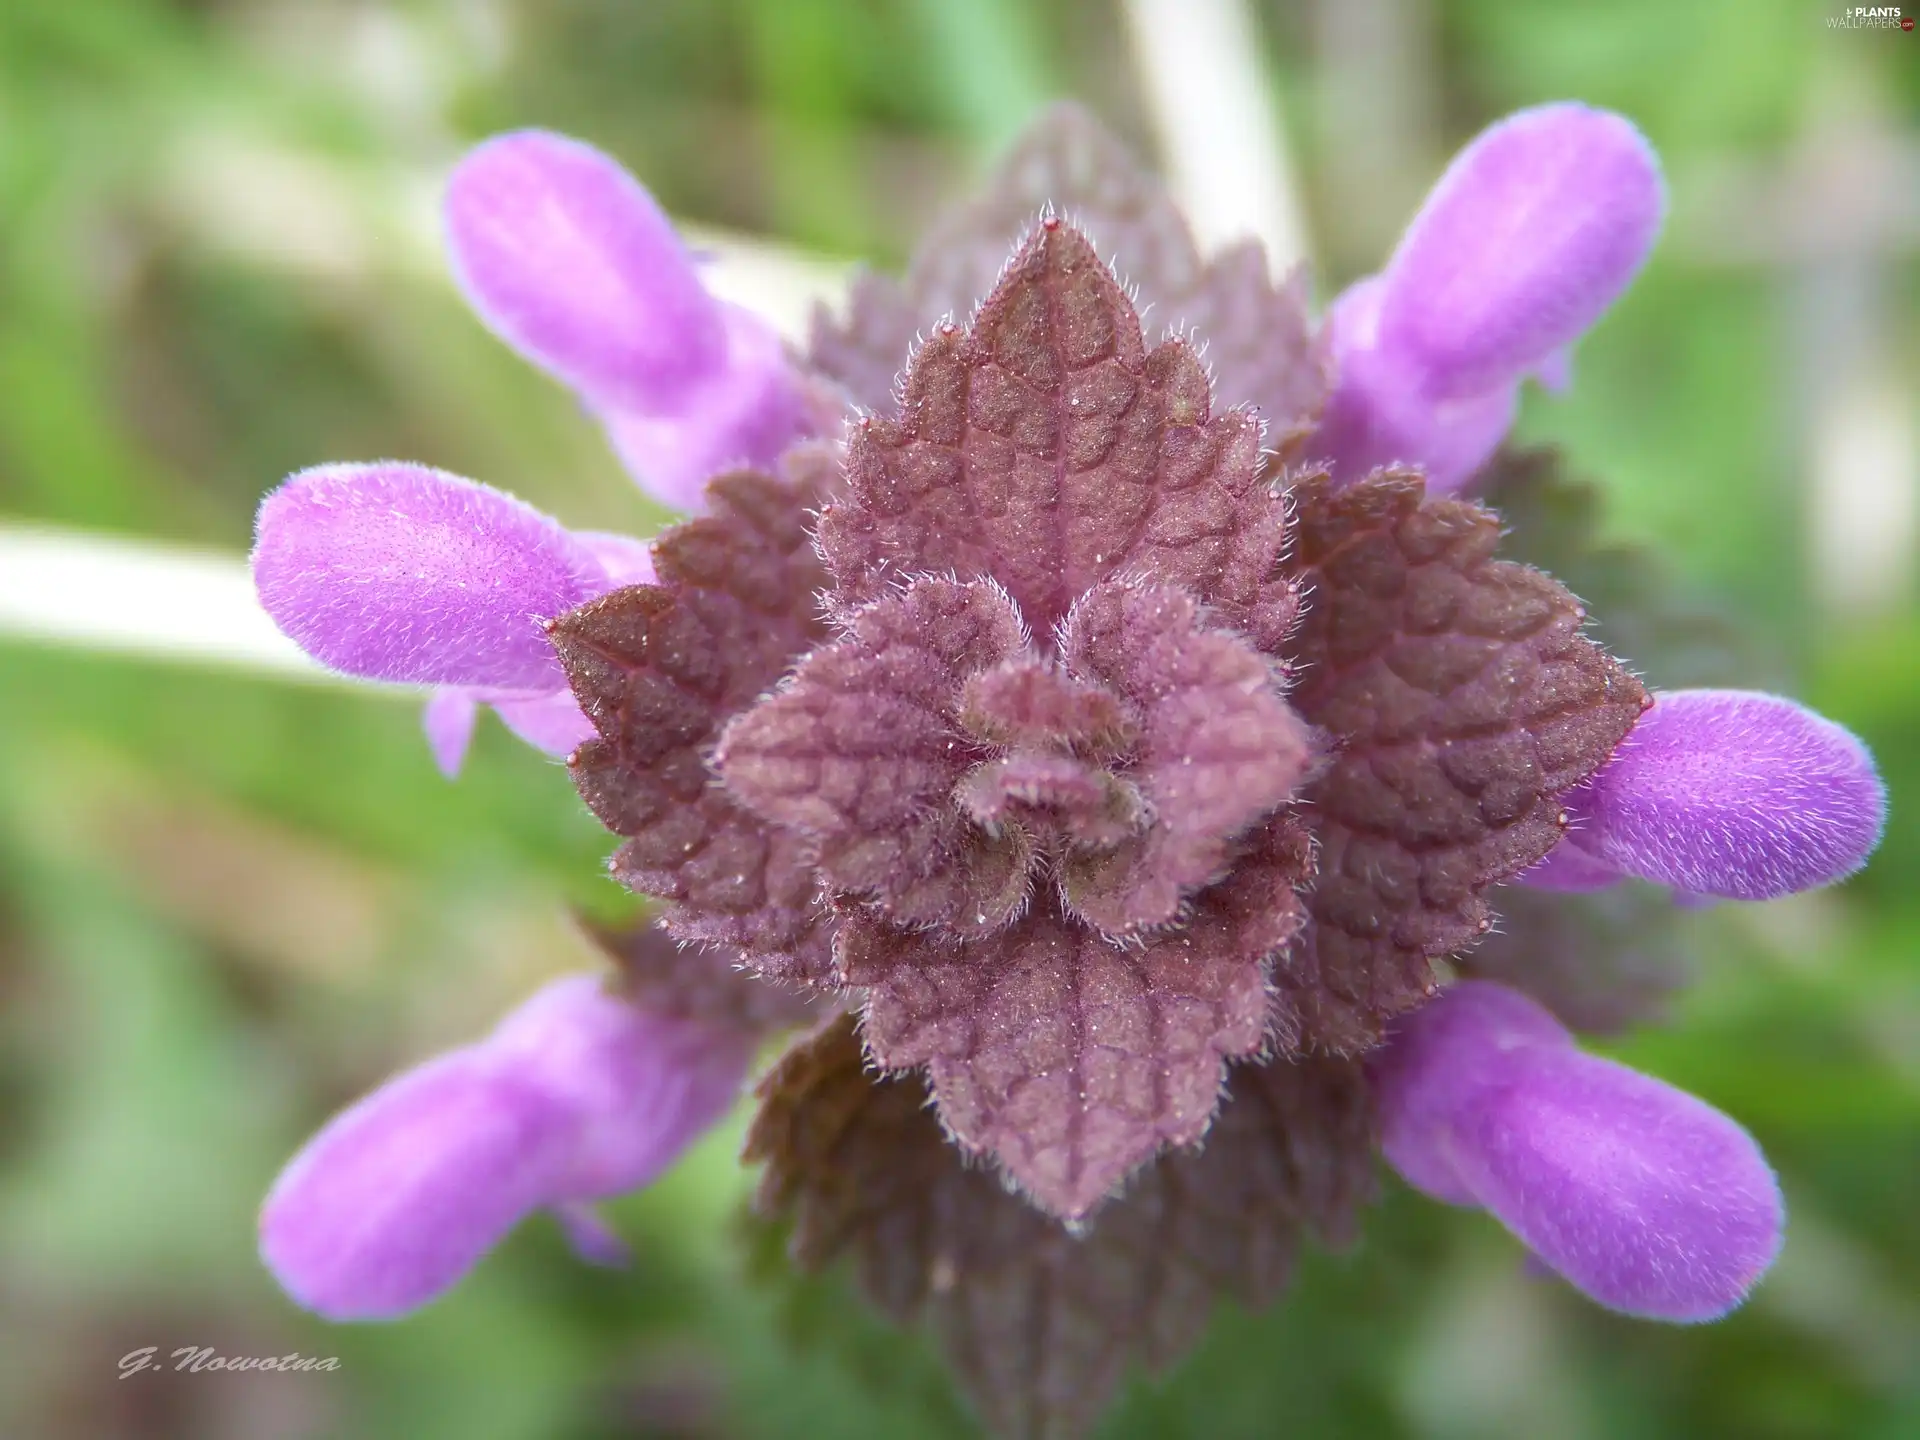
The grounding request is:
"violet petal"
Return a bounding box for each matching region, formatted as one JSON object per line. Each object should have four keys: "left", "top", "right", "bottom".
{"left": 599, "top": 304, "right": 808, "bottom": 514}
{"left": 1567, "top": 690, "right": 1886, "bottom": 900}
{"left": 1313, "top": 104, "right": 1663, "bottom": 489}
{"left": 1375, "top": 102, "right": 1665, "bottom": 400}
{"left": 258, "top": 1053, "right": 570, "bottom": 1321}
{"left": 259, "top": 975, "right": 750, "bottom": 1320}
{"left": 1373, "top": 982, "right": 1784, "bottom": 1322}
{"left": 422, "top": 689, "right": 481, "bottom": 778}
{"left": 483, "top": 974, "right": 752, "bottom": 1199}
{"left": 253, "top": 462, "right": 602, "bottom": 690}
{"left": 492, "top": 689, "right": 599, "bottom": 758}
{"left": 444, "top": 130, "right": 726, "bottom": 415}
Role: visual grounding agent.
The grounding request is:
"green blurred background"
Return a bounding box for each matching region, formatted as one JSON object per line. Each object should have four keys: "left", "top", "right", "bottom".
{"left": 0, "top": 1, "right": 1915, "bottom": 1436}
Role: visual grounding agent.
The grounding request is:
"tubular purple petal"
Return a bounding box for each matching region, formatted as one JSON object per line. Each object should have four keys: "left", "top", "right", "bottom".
{"left": 444, "top": 130, "right": 726, "bottom": 414}
{"left": 1461, "top": 1048, "right": 1784, "bottom": 1322}
{"left": 258, "top": 1053, "right": 571, "bottom": 1321}
{"left": 422, "top": 689, "right": 481, "bottom": 778}
{"left": 1373, "top": 980, "right": 1568, "bottom": 1204}
{"left": 258, "top": 975, "right": 750, "bottom": 1321}
{"left": 482, "top": 974, "right": 752, "bottom": 1198}
{"left": 1566, "top": 690, "right": 1886, "bottom": 899}
{"left": 575, "top": 530, "right": 658, "bottom": 588}
{"left": 492, "top": 689, "right": 598, "bottom": 758}
{"left": 1312, "top": 104, "right": 1663, "bottom": 489}
{"left": 1376, "top": 103, "right": 1665, "bottom": 400}
{"left": 599, "top": 303, "right": 809, "bottom": 513}
{"left": 252, "top": 462, "right": 603, "bottom": 690}
{"left": 1374, "top": 982, "right": 1784, "bottom": 1322}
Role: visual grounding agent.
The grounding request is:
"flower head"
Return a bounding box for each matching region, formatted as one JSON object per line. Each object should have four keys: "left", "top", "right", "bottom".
{"left": 246, "top": 104, "right": 1884, "bottom": 1437}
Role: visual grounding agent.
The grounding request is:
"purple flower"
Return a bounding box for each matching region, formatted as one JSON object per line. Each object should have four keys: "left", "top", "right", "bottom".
{"left": 1312, "top": 103, "right": 1665, "bottom": 490}
{"left": 252, "top": 461, "right": 653, "bottom": 775}
{"left": 1372, "top": 980, "right": 1783, "bottom": 1321}
{"left": 1527, "top": 690, "right": 1886, "bottom": 900}
{"left": 259, "top": 973, "right": 750, "bottom": 1321}
{"left": 242, "top": 103, "right": 1888, "bottom": 1430}
{"left": 444, "top": 129, "right": 808, "bottom": 512}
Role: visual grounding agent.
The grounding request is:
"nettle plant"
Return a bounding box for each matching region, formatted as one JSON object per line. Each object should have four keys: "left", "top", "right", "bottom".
{"left": 250, "top": 104, "right": 1885, "bottom": 1435}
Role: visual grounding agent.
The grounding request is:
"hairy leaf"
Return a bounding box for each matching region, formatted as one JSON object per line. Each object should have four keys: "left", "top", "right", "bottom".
{"left": 1279, "top": 471, "right": 1648, "bottom": 1053}
{"left": 808, "top": 104, "right": 1326, "bottom": 450}
{"left": 817, "top": 219, "right": 1286, "bottom": 641}
{"left": 554, "top": 466, "right": 835, "bottom": 981}
{"left": 715, "top": 576, "right": 1029, "bottom": 931}
{"left": 746, "top": 1014, "right": 1375, "bottom": 1440}
{"left": 842, "top": 887, "right": 1290, "bottom": 1218}
{"left": 1060, "top": 581, "right": 1310, "bottom": 934}
{"left": 583, "top": 915, "right": 824, "bottom": 1037}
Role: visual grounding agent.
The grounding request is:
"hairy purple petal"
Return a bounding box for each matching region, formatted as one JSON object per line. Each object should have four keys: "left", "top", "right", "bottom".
{"left": 422, "top": 689, "right": 481, "bottom": 778}
{"left": 600, "top": 305, "right": 810, "bottom": 514}
{"left": 258, "top": 975, "right": 749, "bottom": 1321}
{"left": 444, "top": 130, "right": 726, "bottom": 415}
{"left": 492, "top": 688, "right": 598, "bottom": 757}
{"left": 1313, "top": 278, "right": 1518, "bottom": 490}
{"left": 576, "top": 530, "right": 658, "bottom": 587}
{"left": 1565, "top": 690, "right": 1885, "bottom": 899}
{"left": 1374, "top": 981, "right": 1783, "bottom": 1322}
{"left": 1378, "top": 103, "right": 1665, "bottom": 398}
{"left": 483, "top": 974, "right": 752, "bottom": 1198}
{"left": 252, "top": 462, "right": 604, "bottom": 690}
{"left": 259, "top": 1051, "right": 570, "bottom": 1320}
{"left": 1314, "top": 104, "right": 1664, "bottom": 489}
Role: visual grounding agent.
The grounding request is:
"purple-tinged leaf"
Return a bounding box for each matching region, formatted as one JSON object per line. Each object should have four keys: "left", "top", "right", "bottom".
{"left": 1060, "top": 580, "right": 1310, "bottom": 934}
{"left": 583, "top": 916, "right": 824, "bottom": 1037}
{"left": 807, "top": 104, "right": 1326, "bottom": 450}
{"left": 553, "top": 465, "right": 834, "bottom": 981}
{"left": 1278, "top": 470, "right": 1647, "bottom": 1053}
{"left": 843, "top": 895, "right": 1279, "bottom": 1219}
{"left": 714, "top": 577, "right": 1027, "bottom": 929}
{"left": 746, "top": 1014, "right": 1374, "bottom": 1439}
{"left": 816, "top": 220, "right": 1276, "bottom": 637}
{"left": 959, "top": 657, "right": 1135, "bottom": 756}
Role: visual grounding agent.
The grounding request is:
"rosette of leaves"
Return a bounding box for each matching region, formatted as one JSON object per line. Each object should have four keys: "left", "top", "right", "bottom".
{"left": 547, "top": 115, "right": 1646, "bottom": 1439}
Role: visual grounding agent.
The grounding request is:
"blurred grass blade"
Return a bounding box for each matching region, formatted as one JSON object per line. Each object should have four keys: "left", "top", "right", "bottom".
{"left": 0, "top": 523, "right": 347, "bottom": 684}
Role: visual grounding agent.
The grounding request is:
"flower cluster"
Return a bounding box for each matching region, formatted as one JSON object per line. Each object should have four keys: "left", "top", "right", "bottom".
{"left": 249, "top": 102, "right": 1883, "bottom": 1435}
